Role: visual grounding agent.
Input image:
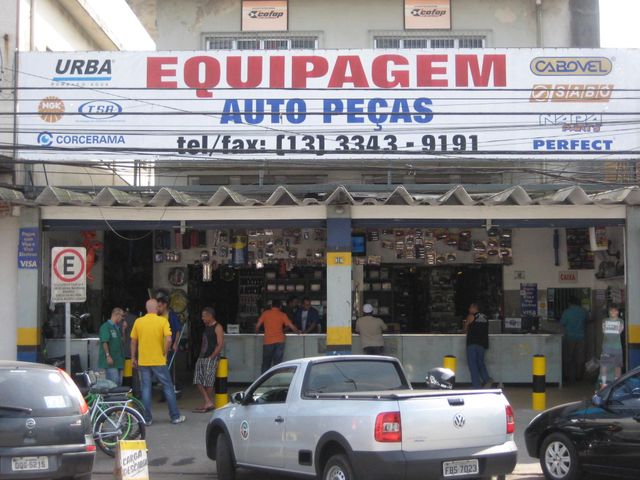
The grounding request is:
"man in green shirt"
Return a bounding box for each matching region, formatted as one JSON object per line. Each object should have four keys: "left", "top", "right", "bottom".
{"left": 98, "top": 307, "right": 125, "bottom": 385}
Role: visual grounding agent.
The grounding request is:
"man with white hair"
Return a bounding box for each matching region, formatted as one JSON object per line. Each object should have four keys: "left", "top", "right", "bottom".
{"left": 131, "top": 299, "right": 185, "bottom": 425}
{"left": 355, "top": 304, "right": 388, "bottom": 355}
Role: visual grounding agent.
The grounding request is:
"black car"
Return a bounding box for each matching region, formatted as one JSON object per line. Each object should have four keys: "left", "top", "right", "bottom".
{"left": 525, "top": 366, "right": 640, "bottom": 480}
{"left": 0, "top": 361, "right": 95, "bottom": 479}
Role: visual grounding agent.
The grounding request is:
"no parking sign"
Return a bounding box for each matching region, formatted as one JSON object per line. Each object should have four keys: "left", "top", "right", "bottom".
{"left": 51, "top": 247, "right": 86, "bottom": 303}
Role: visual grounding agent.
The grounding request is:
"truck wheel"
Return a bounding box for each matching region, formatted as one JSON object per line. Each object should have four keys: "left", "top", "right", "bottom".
{"left": 215, "top": 434, "right": 236, "bottom": 480}
{"left": 323, "top": 454, "right": 353, "bottom": 480}
{"left": 540, "top": 432, "right": 579, "bottom": 480}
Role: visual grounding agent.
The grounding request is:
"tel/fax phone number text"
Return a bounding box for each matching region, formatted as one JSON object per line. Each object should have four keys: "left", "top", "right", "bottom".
{"left": 175, "top": 134, "right": 479, "bottom": 156}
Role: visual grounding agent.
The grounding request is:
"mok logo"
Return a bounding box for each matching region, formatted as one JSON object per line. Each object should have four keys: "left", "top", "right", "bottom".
{"left": 38, "top": 96, "right": 65, "bottom": 123}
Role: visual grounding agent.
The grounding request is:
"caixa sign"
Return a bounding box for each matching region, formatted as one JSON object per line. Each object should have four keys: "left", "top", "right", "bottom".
{"left": 530, "top": 57, "right": 613, "bottom": 76}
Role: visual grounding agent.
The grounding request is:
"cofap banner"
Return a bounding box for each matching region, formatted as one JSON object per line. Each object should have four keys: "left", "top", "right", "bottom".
{"left": 15, "top": 49, "right": 640, "bottom": 161}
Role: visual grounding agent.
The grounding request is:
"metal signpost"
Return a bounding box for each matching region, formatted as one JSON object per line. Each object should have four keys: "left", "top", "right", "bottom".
{"left": 51, "top": 247, "right": 86, "bottom": 374}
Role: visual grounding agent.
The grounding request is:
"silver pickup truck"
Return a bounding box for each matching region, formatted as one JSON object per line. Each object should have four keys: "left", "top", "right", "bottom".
{"left": 206, "top": 355, "right": 517, "bottom": 480}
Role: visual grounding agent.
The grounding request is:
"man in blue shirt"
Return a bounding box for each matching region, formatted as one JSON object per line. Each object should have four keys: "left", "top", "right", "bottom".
{"left": 294, "top": 298, "right": 320, "bottom": 333}
{"left": 156, "top": 294, "right": 184, "bottom": 400}
{"left": 560, "top": 298, "right": 589, "bottom": 383}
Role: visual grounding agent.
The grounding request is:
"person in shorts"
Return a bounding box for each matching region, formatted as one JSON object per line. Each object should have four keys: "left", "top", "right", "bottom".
{"left": 600, "top": 304, "right": 624, "bottom": 388}
{"left": 192, "top": 307, "right": 224, "bottom": 412}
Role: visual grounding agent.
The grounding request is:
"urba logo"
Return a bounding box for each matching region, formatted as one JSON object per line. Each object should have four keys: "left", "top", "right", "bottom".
{"left": 53, "top": 59, "right": 112, "bottom": 83}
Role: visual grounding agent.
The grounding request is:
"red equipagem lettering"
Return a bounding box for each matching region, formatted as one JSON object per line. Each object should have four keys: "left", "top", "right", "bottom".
{"left": 146, "top": 53, "right": 507, "bottom": 98}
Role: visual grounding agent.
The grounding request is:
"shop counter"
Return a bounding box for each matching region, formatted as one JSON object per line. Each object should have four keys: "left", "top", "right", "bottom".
{"left": 44, "top": 337, "right": 101, "bottom": 372}
{"left": 223, "top": 333, "right": 562, "bottom": 385}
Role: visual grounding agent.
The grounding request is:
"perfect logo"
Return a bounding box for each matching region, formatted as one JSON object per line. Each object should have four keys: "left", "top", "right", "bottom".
{"left": 530, "top": 57, "right": 612, "bottom": 76}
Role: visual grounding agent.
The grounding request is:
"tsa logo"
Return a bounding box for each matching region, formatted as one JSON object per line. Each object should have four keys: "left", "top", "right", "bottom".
{"left": 37, "top": 131, "right": 54, "bottom": 147}
{"left": 78, "top": 100, "right": 123, "bottom": 119}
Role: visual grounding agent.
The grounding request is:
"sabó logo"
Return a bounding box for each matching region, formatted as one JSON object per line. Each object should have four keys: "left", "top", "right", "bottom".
{"left": 78, "top": 100, "right": 123, "bottom": 119}
{"left": 53, "top": 59, "right": 112, "bottom": 82}
{"left": 37, "top": 131, "right": 54, "bottom": 147}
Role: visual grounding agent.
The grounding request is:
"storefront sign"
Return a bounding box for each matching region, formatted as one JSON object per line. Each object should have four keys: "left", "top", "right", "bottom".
{"left": 242, "top": 0, "right": 288, "bottom": 31}
{"left": 404, "top": 0, "right": 451, "bottom": 30}
{"left": 559, "top": 271, "right": 578, "bottom": 283}
{"left": 16, "top": 49, "right": 639, "bottom": 161}
{"left": 327, "top": 252, "right": 352, "bottom": 267}
{"left": 18, "top": 227, "right": 39, "bottom": 269}
{"left": 520, "top": 283, "right": 538, "bottom": 317}
{"left": 51, "top": 247, "right": 86, "bottom": 303}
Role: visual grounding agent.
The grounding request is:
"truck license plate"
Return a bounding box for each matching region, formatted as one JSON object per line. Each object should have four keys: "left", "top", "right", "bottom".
{"left": 442, "top": 459, "right": 479, "bottom": 477}
{"left": 11, "top": 456, "right": 49, "bottom": 471}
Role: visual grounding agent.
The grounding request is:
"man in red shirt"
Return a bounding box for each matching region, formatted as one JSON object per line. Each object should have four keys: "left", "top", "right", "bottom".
{"left": 256, "top": 299, "right": 300, "bottom": 373}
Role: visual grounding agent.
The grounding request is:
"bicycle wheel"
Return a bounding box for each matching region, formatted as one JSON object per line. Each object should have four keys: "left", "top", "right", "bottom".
{"left": 93, "top": 405, "right": 146, "bottom": 457}
{"left": 128, "top": 395, "right": 148, "bottom": 420}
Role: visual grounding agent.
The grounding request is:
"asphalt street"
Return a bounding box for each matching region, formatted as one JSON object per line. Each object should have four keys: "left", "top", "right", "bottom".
{"left": 92, "top": 382, "right": 597, "bottom": 479}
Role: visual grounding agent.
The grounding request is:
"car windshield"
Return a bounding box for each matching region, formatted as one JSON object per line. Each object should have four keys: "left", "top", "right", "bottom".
{"left": 0, "top": 368, "right": 79, "bottom": 417}
{"left": 305, "top": 360, "right": 408, "bottom": 394}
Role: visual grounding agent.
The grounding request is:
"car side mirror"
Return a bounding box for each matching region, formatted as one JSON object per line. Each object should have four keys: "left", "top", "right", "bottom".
{"left": 592, "top": 393, "right": 603, "bottom": 407}
{"left": 232, "top": 391, "right": 246, "bottom": 404}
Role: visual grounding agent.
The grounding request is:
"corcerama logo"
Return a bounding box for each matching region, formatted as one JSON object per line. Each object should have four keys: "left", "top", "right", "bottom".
{"left": 78, "top": 100, "right": 123, "bottom": 119}
{"left": 53, "top": 59, "right": 112, "bottom": 83}
{"left": 530, "top": 57, "right": 613, "bottom": 76}
{"left": 37, "top": 131, "right": 125, "bottom": 148}
{"left": 37, "top": 131, "right": 54, "bottom": 147}
{"left": 38, "top": 96, "right": 65, "bottom": 123}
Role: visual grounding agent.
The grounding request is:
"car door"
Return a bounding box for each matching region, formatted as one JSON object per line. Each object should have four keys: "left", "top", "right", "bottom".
{"left": 600, "top": 372, "right": 640, "bottom": 473}
{"left": 235, "top": 366, "right": 296, "bottom": 469}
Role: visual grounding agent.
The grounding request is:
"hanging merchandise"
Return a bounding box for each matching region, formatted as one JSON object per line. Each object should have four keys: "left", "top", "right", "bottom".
{"left": 154, "top": 251, "right": 164, "bottom": 263}
{"left": 367, "top": 230, "right": 380, "bottom": 241}
{"left": 231, "top": 235, "right": 248, "bottom": 266}
{"left": 200, "top": 250, "right": 210, "bottom": 262}
{"left": 169, "top": 267, "right": 186, "bottom": 286}
{"left": 169, "top": 289, "right": 188, "bottom": 314}
{"left": 202, "top": 262, "right": 213, "bottom": 282}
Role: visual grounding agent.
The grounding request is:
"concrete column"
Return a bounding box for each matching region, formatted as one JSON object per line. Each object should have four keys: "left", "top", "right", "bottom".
{"left": 17, "top": 207, "right": 41, "bottom": 362}
{"left": 0, "top": 214, "right": 19, "bottom": 361}
{"left": 325, "top": 205, "right": 352, "bottom": 354}
{"left": 626, "top": 207, "right": 640, "bottom": 369}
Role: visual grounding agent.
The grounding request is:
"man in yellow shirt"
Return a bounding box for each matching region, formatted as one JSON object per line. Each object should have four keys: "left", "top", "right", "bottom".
{"left": 131, "top": 299, "right": 185, "bottom": 425}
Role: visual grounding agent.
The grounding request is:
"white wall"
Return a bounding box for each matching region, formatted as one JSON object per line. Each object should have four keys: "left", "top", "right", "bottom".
{"left": 155, "top": 0, "right": 574, "bottom": 50}
{"left": 0, "top": 215, "right": 19, "bottom": 360}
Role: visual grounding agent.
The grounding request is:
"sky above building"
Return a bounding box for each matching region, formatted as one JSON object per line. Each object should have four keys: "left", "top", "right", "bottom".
{"left": 600, "top": 0, "right": 640, "bottom": 47}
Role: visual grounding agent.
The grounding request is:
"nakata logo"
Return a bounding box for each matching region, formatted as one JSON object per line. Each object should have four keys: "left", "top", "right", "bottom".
{"left": 411, "top": 7, "right": 446, "bottom": 17}
{"left": 53, "top": 59, "right": 112, "bottom": 82}
{"left": 147, "top": 53, "right": 507, "bottom": 98}
{"left": 37, "top": 131, "right": 125, "bottom": 147}
{"left": 530, "top": 57, "right": 613, "bottom": 76}
{"left": 248, "top": 9, "right": 284, "bottom": 19}
{"left": 530, "top": 84, "right": 613, "bottom": 103}
{"left": 38, "top": 96, "right": 65, "bottom": 123}
{"left": 78, "top": 101, "right": 123, "bottom": 119}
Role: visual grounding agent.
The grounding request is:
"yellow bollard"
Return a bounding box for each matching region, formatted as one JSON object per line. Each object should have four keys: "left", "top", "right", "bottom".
{"left": 122, "top": 359, "right": 133, "bottom": 386}
{"left": 214, "top": 357, "right": 229, "bottom": 409}
{"left": 532, "top": 354, "right": 546, "bottom": 411}
{"left": 443, "top": 355, "right": 457, "bottom": 373}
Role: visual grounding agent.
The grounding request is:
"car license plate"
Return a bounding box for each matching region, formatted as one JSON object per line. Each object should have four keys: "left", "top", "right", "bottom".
{"left": 442, "top": 459, "right": 479, "bottom": 477}
{"left": 11, "top": 456, "right": 49, "bottom": 471}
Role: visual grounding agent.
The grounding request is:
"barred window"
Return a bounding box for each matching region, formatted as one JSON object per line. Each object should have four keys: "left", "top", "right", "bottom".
{"left": 374, "top": 36, "right": 485, "bottom": 49}
{"left": 205, "top": 35, "right": 318, "bottom": 50}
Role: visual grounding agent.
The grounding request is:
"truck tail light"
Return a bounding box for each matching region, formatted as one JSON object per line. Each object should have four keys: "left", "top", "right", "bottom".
{"left": 375, "top": 411, "right": 402, "bottom": 442}
{"left": 506, "top": 405, "right": 515, "bottom": 434}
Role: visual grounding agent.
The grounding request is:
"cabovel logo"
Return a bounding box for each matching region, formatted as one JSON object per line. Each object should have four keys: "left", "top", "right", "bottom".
{"left": 38, "top": 96, "right": 65, "bottom": 123}
{"left": 453, "top": 413, "right": 466, "bottom": 429}
{"left": 25, "top": 418, "right": 36, "bottom": 429}
{"left": 240, "top": 420, "right": 250, "bottom": 440}
{"left": 37, "top": 131, "right": 54, "bottom": 147}
{"left": 53, "top": 59, "right": 112, "bottom": 83}
{"left": 78, "top": 100, "right": 123, "bottom": 119}
{"left": 530, "top": 57, "right": 613, "bottom": 76}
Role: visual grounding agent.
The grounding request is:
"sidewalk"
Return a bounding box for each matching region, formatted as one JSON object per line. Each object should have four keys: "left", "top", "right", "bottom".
{"left": 92, "top": 380, "right": 597, "bottom": 479}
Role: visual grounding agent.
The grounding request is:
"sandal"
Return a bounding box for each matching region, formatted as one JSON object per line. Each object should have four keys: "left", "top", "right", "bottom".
{"left": 192, "top": 406, "right": 215, "bottom": 413}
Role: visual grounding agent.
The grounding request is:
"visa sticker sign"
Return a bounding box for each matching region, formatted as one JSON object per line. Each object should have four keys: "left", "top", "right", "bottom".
{"left": 18, "top": 228, "right": 39, "bottom": 269}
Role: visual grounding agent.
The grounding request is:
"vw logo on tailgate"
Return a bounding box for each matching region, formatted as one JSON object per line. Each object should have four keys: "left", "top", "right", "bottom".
{"left": 453, "top": 413, "right": 466, "bottom": 429}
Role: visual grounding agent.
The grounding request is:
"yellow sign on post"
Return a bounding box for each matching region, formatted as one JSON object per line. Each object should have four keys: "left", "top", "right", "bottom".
{"left": 115, "top": 440, "right": 149, "bottom": 480}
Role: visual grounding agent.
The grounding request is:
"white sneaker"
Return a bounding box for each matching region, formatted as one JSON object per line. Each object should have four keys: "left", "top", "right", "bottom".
{"left": 171, "top": 415, "right": 186, "bottom": 424}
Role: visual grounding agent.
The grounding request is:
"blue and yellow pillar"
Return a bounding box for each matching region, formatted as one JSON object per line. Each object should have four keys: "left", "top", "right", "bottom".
{"left": 326, "top": 205, "right": 352, "bottom": 355}
{"left": 627, "top": 207, "right": 640, "bottom": 368}
{"left": 17, "top": 207, "right": 42, "bottom": 362}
